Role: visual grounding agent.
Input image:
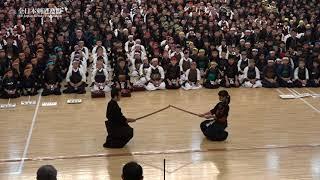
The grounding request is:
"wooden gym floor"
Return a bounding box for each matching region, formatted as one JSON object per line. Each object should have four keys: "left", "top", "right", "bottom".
{"left": 0, "top": 88, "right": 320, "bottom": 180}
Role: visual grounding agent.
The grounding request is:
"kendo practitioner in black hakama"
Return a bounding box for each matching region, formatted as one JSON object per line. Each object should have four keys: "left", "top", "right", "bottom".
{"left": 199, "top": 90, "right": 230, "bottom": 141}
{"left": 103, "top": 88, "right": 136, "bottom": 148}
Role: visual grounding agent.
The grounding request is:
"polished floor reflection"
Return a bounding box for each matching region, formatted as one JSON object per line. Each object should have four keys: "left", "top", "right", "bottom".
{"left": 1, "top": 88, "right": 320, "bottom": 179}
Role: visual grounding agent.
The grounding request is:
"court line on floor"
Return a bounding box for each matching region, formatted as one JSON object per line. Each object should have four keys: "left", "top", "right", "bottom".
{"left": 305, "top": 88, "right": 320, "bottom": 96}
{"left": 2, "top": 143, "right": 320, "bottom": 164}
{"left": 275, "top": 88, "right": 285, "bottom": 95}
{"left": 287, "top": 88, "right": 320, "bottom": 113}
{"left": 16, "top": 91, "right": 42, "bottom": 174}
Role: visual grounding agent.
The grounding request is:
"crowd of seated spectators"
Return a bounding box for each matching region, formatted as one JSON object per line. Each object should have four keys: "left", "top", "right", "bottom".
{"left": 0, "top": 0, "right": 319, "bottom": 98}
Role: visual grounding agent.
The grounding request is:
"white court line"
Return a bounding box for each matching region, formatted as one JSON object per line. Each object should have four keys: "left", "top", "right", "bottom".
{"left": 17, "top": 91, "right": 42, "bottom": 174}
{"left": 305, "top": 88, "right": 319, "bottom": 95}
{"left": 287, "top": 88, "right": 320, "bottom": 113}
{"left": 276, "top": 88, "right": 285, "bottom": 95}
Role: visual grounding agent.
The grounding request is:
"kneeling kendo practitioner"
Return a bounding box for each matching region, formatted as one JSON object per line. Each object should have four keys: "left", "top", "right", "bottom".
{"left": 199, "top": 90, "right": 230, "bottom": 141}
{"left": 1, "top": 69, "right": 20, "bottom": 98}
{"left": 63, "top": 60, "right": 86, "bottom": 94}
{"left": 182, "top": 62, "right": 202, "bottom": 90}
{"left": 165, "top": 56, "right": 181, "bottom": 89}
{"left": 21, "top": 68, "right": 38, "bottom": 96}
{"left": 42, "top": 61, "right": 62, "bottom": 96}
{"left": 91, "top": 60, "right": 111, "bottom": 98}
{"left": 145, "top": 58, "right": 166, "bottom": 91}
{"left": 103, "top": 88, "right": 136, "bottom": 148}
{"left": 113, "top": 57, "right": 132, "bottom": 97}
{"left": 132, "top": 57, "right": 150, "bottom": 91}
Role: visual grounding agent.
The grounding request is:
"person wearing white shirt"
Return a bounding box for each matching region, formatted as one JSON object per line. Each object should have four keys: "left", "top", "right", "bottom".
{"left": 63, "top": 60, "right": 86, "bottom": 94}
{"left": 125, "top": 35, "right": 136, "bottom": 53}
{"left": 78, "top": 40, "right": 89, "bottom": 60}
{"left": 130, "top": 39, "right": 146, "bottom": 56}
{"left": 145, "top": 58, "right": 166, "bottom": 91}
{"left": 237, "top": 51, "right": 249, "bottom": 83}
{"left": 132, "top": 57, "right": 149, "bottom": 91}
{"left": 169, "top": 44, "right": 184, "bottom": 59}
{"left": 91, "top": 60, "right": 111, "bottom": 96}
{"left": 92, "top": 40, "right": 107, "bottom": 55}
{"left": 294, "top": 59, "right": 309, "bottom": 87}
{"left": 242, "top": 59, "right": 262, "bottom": 88}
{"left": 92, "top": 46, "right": 110, "bottom": 70}
{"left": 179, "top": 49, "right": 193, "bottom": 83}
{"left": 69, "top": 52, "right": 87, "bottom": 74}
{"left": 182, "top": 62, "right": 202, "bottom": 90}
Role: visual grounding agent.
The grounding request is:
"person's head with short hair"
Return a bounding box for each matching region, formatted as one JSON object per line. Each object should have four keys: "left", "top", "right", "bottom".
{"left": 122, "top": 161, "right": 143, "bottom": 180}
{"left": 96, "top": 59, "right": 104, "bottom": 70}
{"left": 151, "top": 58, "right": 158, "bottom": 67}
{"left": 241, "top": 51, "right": 247, "bottom": 58}
{"left": 72, "top": 60, "right": 80, "bottom": 69}
{"left": 4, "top": 69, "right": 13, "bottom": 78}
{"left": 228, "top": 56, "right": 235, "bottom": 65}
{"left": 282, "top": 57, "right": 289, "bottom": 65}
{"left": 248, "top": 59, "right": 255, "bottom": 67}
{"left": 111, "top": 88, "right": 121, "bottom": 101}
{"left": 118, "top": 57, "right": 126, "bottom": 68}
{"left": 298, "top": 59, "right": 305, "bottom": 68}
{"left": 190, "top": 61, "right": 197, "bottom": 69}
{"left": 36, "top": 165, "right": 57, "bottom": 180}
{"left": 209, "top": 61, "right": 218, "bottom": 69}
{"left": 198, "top": 49, "right": 205, "bottom": 56}
{"left": 267, "top": 59, "right": 274, "bottom": 66}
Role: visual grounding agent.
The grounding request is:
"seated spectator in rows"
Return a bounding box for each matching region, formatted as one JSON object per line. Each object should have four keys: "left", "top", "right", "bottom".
{"left": 122, "top": 161, "right": 143, "bottom": 180}
{"left": 159, "top": 50, "right": 171, "bottom": 72}
{"left": 11, "top": 59, "right": 21, "bottom": 86}
{"left": 0, "top": 48, "right": 8, "bottom": 78}
{"left": 169, "top": 44, "right": 183, "bottom": 59}
{"left": 130, "top": 52, "right": 142, "bottom": 72}
{"left": 113, "top": 58, "right": 132, "bottom": 97}
{"left": 309, "top": 60, "right": 320, "bottom": 87}
{"left": 132, "top": 57, "right": 149, "bottom": 91}
{"left": 63, "top": 60, "right": 86, "bottom": 94}
{"left": 21, "top": 68, "right": 38, "bottom": 96}
{"left": 203, "top": 61, "right": 220, "bottom": 89}
{"left": 92, "top": 46, "right": 109, "bottom": 69}
{"left": 179, "top": 49, "right": 193, "bottom": 83}
{"left": 42, "top": 61, "right": 62, "bottom": 96}
{"left": 262, "top": 60, "right": 279, "bottom": 88}
{"left": 294, "top": 59, "right": 309, "bottom": 87}
{"left": 78, "top": 40, "right": 89, "bottom": 60}
{"left": 237, "top": 51, "right": 249, "bottom": 84}
{"left": 165, "top": 57, "right": 181, "bottom": 89}
{"left": 242, "top": 59, "right": 262, "bottom": 88}
{"left": 182, "top": 62, "right": 202, "bottom": 90}
{"left": 125, "top": 35, "right": 136, "bottom": 53}
{"left": 92, "top": 40, "right": 107, "bottom": 56}
{"left": 70, "top": 50, "right": 87, "bottom": 74}
{"left": 277, "top": 57, "right": 294, "bottom": 87}
{"left": 36, "top": 165, "right": 57, "bottom": 180}
{"left": 223, "top": 57, "right": 240, "bottom": 88}
{"left": 195, "top": 49, "right": 209, "bottom": 77}
{"left": 91, "top": 60, "right": 111, "bottom": 96}
{"left": 145, "top": 58, "right": 165, "bottom": 91}
{"left": 1, "top": 69, "right": 20, "bottom": 99}
{"left": 55, "top": 47, "right": 70, "bottom": 78}
{"left": 129, "top": 40, "right": 146, "bottom": 60}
